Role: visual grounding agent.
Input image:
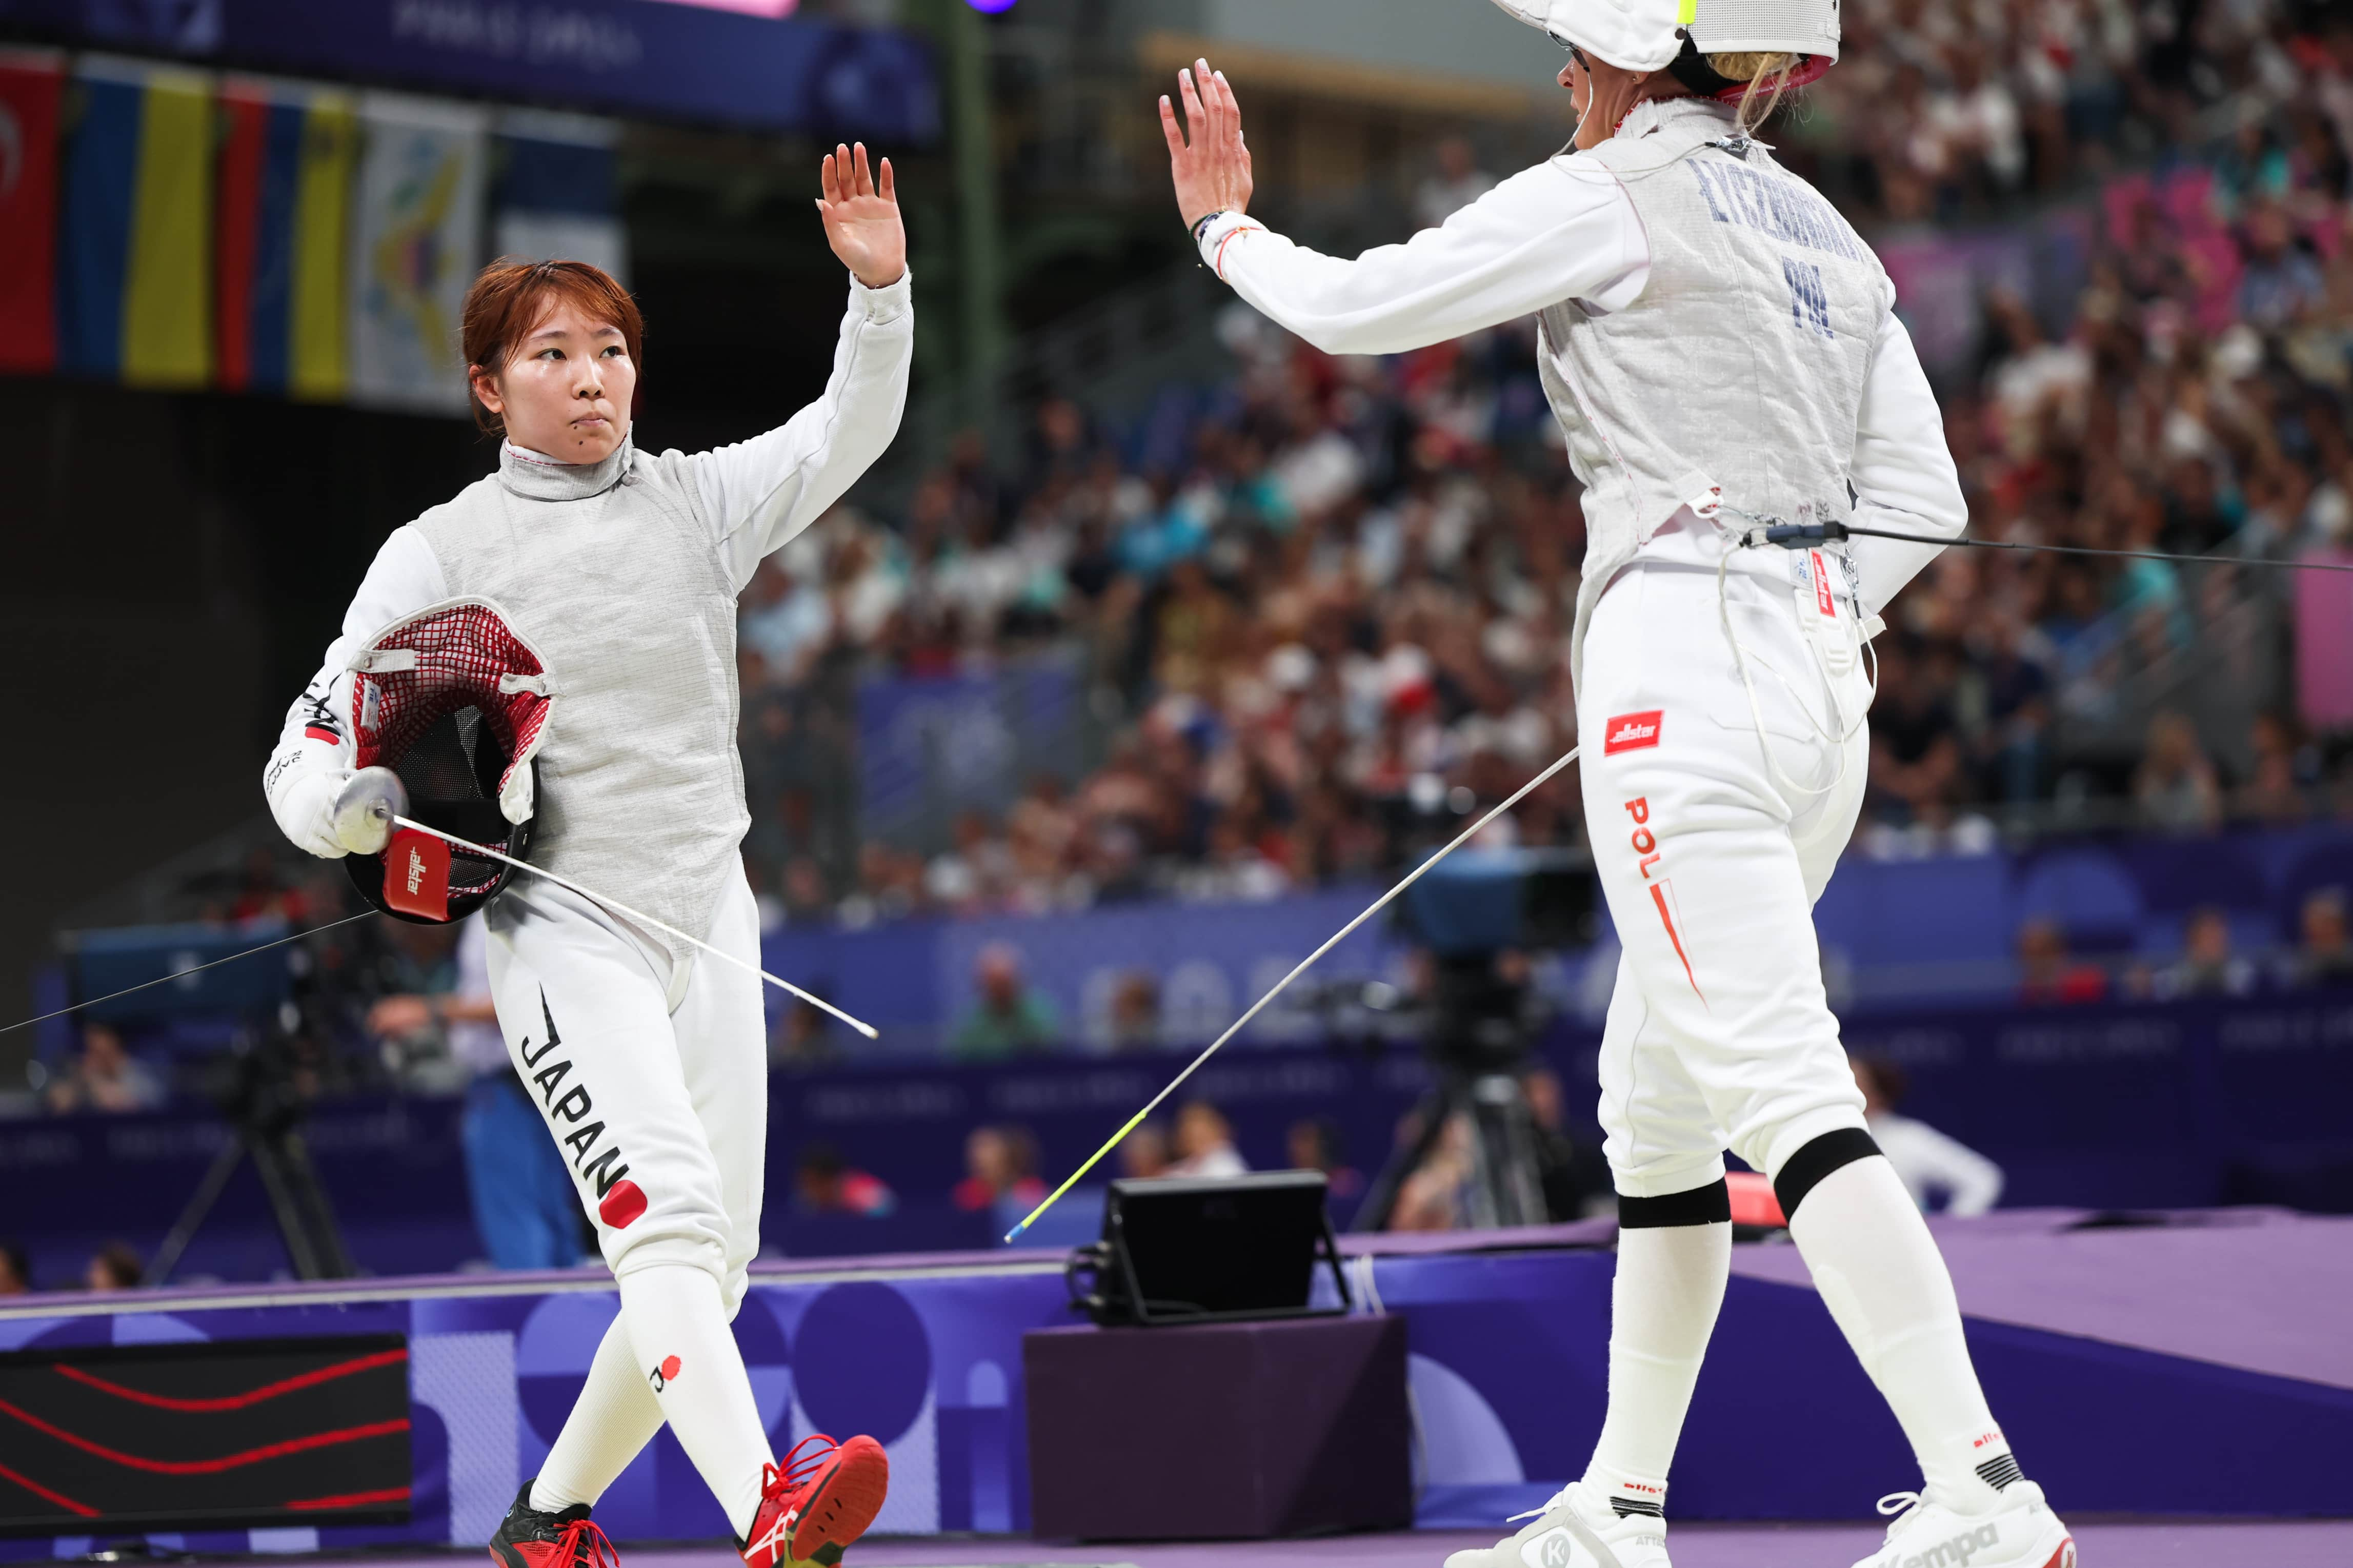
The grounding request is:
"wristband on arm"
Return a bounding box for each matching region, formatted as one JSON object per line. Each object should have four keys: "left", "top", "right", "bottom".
{"left": 1192, "top": 212, "right": 1265, "bottom": 279}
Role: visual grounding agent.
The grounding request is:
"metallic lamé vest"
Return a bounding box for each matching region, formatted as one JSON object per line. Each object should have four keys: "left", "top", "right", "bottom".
{"left": 1542, "top": 98, "right": 1890, "bottom": 685}
{"left": 414, "top": 440, "right": 747, "bottom": 958}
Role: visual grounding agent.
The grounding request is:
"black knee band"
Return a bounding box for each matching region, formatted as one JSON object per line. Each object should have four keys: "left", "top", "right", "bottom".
{"left": 1773, "top": 1128, "right": 1882, "bottom": 1220}
{"left": 1617, "top": 1178, "right": 1731, "bottom": 1229}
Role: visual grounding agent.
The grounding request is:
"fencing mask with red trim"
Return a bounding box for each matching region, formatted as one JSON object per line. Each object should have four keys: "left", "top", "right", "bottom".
{"left": 340, "top": 598, "right": 554, "bottom": 924}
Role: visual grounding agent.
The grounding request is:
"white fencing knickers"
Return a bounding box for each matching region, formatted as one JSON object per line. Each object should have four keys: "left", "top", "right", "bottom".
{"left": 1578, "top": 527, "right": 1876, "bottom": 1199}
{"left": 482, "top": 864, "right": 768, "bottom": 1310}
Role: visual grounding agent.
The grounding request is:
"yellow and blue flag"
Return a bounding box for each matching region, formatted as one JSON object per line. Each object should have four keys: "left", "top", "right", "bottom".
{"left": 57, "top": 56, "right": 213, "bottom": 388}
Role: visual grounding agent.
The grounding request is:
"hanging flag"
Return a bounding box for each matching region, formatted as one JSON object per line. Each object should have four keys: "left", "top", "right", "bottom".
{"left": 0, "top": 48, "right": 65, "bottom": 376}
{"left": 349, "top": 91, "right": 487, "bottom": 415}
{"left": 57, "top": 60, "right": 141, "bottom": 378}
{"left": 214, "top": 78, "right": 270, "bottom": 392}
{"left": 120, "top": 60, "right": 211, "bottom": 387}
{"left": 289, "top": 88, "right": 357, "bottom": 401}
{"left": 493, "top": 109, "right": 627, "bottom": 284}
{"left": 217, "top": 77, "right": 355, "bottom": 397}
{"left": 57, "top": 55, "right": 212, "bottom": 387}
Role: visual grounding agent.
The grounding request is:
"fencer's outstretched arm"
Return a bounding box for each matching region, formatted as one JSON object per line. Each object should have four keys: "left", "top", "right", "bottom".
{"left": 1196, "top": 167, "right": 1647, "bottom": 358}
{"left": 263, "top": 529, "right": 447, "bottom": 856}
{"left": 1164, "top": 59, "right": 1644, "bottom": 356}
{"left": 694, "top": 270, "right": 914, "bottom": 591}
{"left": 697, "top": 140, "right": 913, "bottom": 589}
{"left": 1844, "top": 306, "right": 1968, "bottom": 618}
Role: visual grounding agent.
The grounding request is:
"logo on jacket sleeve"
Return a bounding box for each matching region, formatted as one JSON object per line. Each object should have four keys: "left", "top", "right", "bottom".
{"left": 1604, "top": 710, "right": 1663, "bottom": 755}
{"left": 299, "top": 679, "right": 346, "bottom": 745}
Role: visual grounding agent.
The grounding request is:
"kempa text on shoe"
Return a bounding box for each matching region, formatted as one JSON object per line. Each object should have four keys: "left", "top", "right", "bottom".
{"left": 1895, "top": 1524, "right": 2002, "bottom": 1568}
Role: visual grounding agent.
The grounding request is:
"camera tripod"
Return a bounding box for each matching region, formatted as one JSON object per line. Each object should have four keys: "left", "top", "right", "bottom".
{"left": 1353, "top": 954, "right": 1552, "bottom": 1231}
{"left": 144, "top": 1034, "right": 353, "bottom": 1286}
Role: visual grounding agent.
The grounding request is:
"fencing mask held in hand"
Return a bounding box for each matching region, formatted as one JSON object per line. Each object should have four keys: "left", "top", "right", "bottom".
{"left": 341, "top": 597, "right": 554, "bottom": 924}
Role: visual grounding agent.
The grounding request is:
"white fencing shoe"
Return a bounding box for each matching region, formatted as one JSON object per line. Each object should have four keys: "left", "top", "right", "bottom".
{"left": 1848, "top": 1483, "right": 2077, "bottom": 1568}
{"left": 1442, "top": 1481, "right": 1671, "bottom": 1568}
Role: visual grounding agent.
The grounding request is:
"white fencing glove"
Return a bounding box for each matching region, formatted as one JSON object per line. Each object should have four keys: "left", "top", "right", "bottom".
{"left": 329, "top": 767, "right": 408, "bottom": 856}
{"left": 265, "top": 746, "right": 354, "bottom": 860}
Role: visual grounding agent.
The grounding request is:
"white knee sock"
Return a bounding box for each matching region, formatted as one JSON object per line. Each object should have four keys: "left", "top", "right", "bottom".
{"left": 532, "top": 1314, "right": 667, "bottom": 1514}
{"left": 1579, "top": 1221, "right": 1731, "bottom": 1516}
{"left": 618, "top": 1262, "right": 776, "bottom": 1537}
{"left": 1786, "top": 1157, "right": 2018, "bottom": 1512}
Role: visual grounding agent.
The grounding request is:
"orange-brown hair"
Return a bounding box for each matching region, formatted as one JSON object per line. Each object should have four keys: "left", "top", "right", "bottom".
{"left": 460, "top": 258, "right": 645, "bottom": 435}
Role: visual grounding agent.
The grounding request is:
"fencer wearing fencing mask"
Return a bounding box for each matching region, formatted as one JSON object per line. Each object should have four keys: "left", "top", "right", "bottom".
{"left": 1163, "top": 7, "right": 2076, "bottom": 1568}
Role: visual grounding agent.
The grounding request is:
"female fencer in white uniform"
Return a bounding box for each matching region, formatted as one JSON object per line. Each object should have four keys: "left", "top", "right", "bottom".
{"left": 264, "top": 146, "right": 910, "bottom": 1568}
{"left": 1159, "top": 6, "right": 2074, "bottom": 1568}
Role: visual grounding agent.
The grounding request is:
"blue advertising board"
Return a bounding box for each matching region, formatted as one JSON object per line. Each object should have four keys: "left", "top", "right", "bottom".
{"left": 10, "top": 984, "right": 2352, "bottom": 1291}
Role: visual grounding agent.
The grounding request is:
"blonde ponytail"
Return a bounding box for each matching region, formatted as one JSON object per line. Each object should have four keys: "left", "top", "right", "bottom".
{"left": 1706, "top": 49, "right": 1801, "bottom": 135}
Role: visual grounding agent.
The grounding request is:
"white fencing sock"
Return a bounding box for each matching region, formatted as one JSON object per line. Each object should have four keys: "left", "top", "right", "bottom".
{"left": 618, "top": 1262, "right": 776, "bottom": 1538}
{"left": 1785, "top": 1153, "right": 2019, "bottom": 1512}
{"left": 1580, "top": 1191, "right": 1732, "bottom": 1519}
{"left": 532, "top": 1313, "right": 667, "bottom": 1514}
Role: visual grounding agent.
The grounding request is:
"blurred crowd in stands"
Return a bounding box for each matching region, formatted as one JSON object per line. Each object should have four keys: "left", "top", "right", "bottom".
{"left": 0, "top": 1237, "right": 147, "bottom": 1297}
{"left": 25, "top": 6, "right": 2353, "bottom": 1286}
{"left": 26, "top": 4, "right": 2353, "bottom": 1160}
{"left": 790, "top": 1081, "right": 1611, "bottom": 1238}
{"left": 37, "top": 0, "right": 2353, "bottom": 1131}
{"left": 2016, "top": 882, "right": 2353, "bottom": 1002}
{"left": 734, "top": 2, "right": 2353, "bottom": 928}
{"left": 1789, "top": 0, "right": 2350, "bottom": 222}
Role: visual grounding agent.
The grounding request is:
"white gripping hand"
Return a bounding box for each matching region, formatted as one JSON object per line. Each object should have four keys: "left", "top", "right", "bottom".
{"left": 329, "top": 767, "right": 409, "bottom": 856}
{"left": 265, "top": 746, "right": 354, "bottom": 860}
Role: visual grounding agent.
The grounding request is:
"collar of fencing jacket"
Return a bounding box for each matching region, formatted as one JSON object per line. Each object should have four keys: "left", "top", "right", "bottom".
{"left": 498, "top": 437, "right": 634, "bottom": 503}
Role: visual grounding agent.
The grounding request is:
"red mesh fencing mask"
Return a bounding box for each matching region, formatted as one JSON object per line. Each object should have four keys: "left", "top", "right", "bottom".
{"left": 341, "top": 598, "right": 554, "bottom": 924}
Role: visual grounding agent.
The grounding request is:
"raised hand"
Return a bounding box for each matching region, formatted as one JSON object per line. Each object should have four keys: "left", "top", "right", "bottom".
{"left": 816, "top": 142, "right": 906, "bottom": 290}
{"left": 1160, "top": 58, "right": 1254, "bottom": 231}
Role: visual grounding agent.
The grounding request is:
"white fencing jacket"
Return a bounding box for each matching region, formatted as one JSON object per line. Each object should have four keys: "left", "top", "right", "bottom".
{"left": 1197, "top": 99, "right": 1966, "bottom": 678}
{"left": 267, "top": 273, "right": 912, "bottom": 951}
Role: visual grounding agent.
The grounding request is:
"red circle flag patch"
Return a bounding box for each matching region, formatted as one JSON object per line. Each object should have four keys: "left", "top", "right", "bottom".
{"left": 598, "top": 1179, "right": 648, "bottom": 1229}
{"left": 659, "top": 1355, "right": 682, "bottom": 1381}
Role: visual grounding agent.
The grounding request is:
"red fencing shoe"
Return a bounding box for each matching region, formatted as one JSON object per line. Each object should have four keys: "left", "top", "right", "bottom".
{"left": 489, "top": 1481, "right": 620, "bottom": 1568}
{"left": 739, "top": 1434, "right": 890, "bottom": 1568}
